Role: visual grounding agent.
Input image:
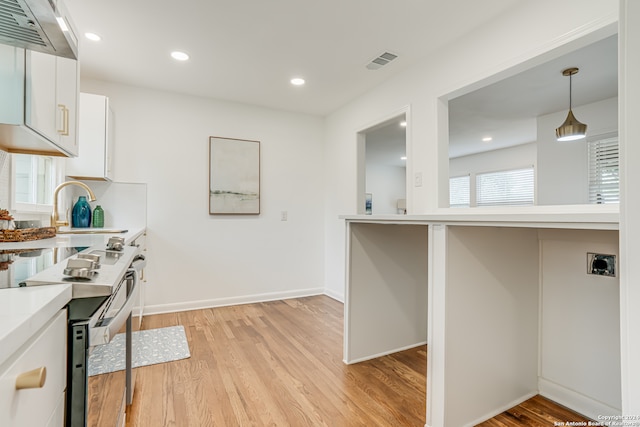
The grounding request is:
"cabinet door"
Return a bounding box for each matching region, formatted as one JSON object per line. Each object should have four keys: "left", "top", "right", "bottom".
{"left": 67, "top": 93, "right": 113, "bottom": 179}
{"left": 25, "top": 51, "right": 58, "bottom": 141}
{"left": 56, "top": 56, "right": 79, "bottom": 156}
{"left": 0, "top": 44, "right": 25, "bottom": 124}
{"left": 0, "top": 310, "right": 67, "bottom": 427}
{"left": 25, "top": 51, "right": 78, "bottom": 156}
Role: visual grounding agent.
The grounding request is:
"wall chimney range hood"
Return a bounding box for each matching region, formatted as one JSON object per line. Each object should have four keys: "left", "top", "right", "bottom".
{"left": 0, "top": 0, "right": 78, "bottom": 59}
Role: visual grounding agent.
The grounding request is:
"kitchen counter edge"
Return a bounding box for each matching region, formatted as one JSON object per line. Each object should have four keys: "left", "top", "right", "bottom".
{"left": 0, "top": 227, "right": 145, "bottom": 251}
{"left": 340, "top": 205, "right": 619, "bottom": 230}
{"left": 0, "top": 284, "right": 72, "bottom": 368}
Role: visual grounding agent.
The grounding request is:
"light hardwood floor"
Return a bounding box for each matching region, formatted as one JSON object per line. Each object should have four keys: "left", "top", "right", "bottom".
{"left": 122, "top": 295, "right": 587, "bottom": 426}
{"left": 477, "top": 395, "right": 591, "bottom": 426}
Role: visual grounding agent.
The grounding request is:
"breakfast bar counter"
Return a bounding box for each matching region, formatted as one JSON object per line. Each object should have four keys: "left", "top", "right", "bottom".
{"left": 342, "top": 204, "right": 621, "bottom": 425}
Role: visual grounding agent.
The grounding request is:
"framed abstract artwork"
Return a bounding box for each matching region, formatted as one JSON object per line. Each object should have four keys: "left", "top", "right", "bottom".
{"left": 209, "top": 136, "right": 260, "bottom": 215}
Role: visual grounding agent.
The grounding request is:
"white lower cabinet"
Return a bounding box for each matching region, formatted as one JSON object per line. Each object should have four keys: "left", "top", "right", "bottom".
{"left": 0, "top": 309, "right": 67, "bottom": 427}
{"left": 46, "top": 392, "right": 66, "bottom": 427}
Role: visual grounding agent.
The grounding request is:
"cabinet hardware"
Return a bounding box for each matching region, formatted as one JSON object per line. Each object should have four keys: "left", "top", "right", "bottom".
{"left": 15, "top": 367, "right": 47, "bottom": 390}
{"left": 57, "top": 104, "right": 70, "bottom": 136}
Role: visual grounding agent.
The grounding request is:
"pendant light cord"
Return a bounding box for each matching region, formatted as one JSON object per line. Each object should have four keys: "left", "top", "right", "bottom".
{"left": 569, "top": 73, "right": 573, "bottom": 110}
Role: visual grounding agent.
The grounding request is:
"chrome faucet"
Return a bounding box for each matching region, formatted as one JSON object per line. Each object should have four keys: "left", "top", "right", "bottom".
{"left": 51, "top": 181, "right": 97, "bottom": 230}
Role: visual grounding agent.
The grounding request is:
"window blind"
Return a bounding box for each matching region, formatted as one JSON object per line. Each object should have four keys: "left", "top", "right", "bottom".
{"left": 449, "top": 175, "right": 470, "bottom": 208}
{"left": 476, "top": 167, "right": 534, "bottom": 206}
{"left": 588, "top": 136, "right": 619, "bottom": 204}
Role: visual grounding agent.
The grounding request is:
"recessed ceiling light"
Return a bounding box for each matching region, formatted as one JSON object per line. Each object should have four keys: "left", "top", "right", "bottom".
{"left": 85, "top": 32, "right": 101, "bottom": 41}
{"left": 400, "top": 121, "right": 407, "bottom": 127}
{"left": 482, "top": 137, "right": 493, "bottom": 142}
{"left": 290, "top": 77, "right": 305, "bottom": 86}
{"left": 401, "top": 156, "right": 407, "bottom": 160}
{"left": 171, "top": 51, "right": 189, "bottom": 61}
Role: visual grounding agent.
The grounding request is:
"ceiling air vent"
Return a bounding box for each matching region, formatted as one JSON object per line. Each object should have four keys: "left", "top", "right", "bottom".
{"left": 366, "top": 52, "right": 398, "bottom": 70}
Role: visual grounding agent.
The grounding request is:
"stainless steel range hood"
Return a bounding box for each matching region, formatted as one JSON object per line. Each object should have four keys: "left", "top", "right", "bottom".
{"left": 0, "top": 0, "right": 78, "bottom": 59}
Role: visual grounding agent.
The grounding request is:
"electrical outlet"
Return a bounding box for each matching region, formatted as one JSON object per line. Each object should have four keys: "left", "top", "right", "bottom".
{"left": 587, "top": 253, "right": 616, "bottom": 277}
{"left": 280, "top": 211, "right": 288, "bottom": 221}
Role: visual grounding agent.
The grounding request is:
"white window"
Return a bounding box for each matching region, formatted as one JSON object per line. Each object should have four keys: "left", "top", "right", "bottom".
{"left": 588, "top": 136, "right": 619, "bottom": 204}
{"left": 11, "top": 154, "right": 61, "bottom": 213}
{"left": 449, "top": 175, "right": 470, "bottom": 208}
{"left": 476, "top": 167, "right": 534, "bottom": 207}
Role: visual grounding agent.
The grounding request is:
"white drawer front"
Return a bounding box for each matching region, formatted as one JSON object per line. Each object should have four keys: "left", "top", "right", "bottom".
{"left": 0, "top": 309, "right": 67, "bottom": 427}
{"left": 45, "top": 392, "right": 65, "bottom": 427}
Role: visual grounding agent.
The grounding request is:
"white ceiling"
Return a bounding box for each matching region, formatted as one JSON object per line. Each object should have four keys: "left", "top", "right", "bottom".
{"left": 64, "top": 0, "right": 523, "bottom": 116}
{"left": 63, "top": 1, "right": 617, "bottom": 163}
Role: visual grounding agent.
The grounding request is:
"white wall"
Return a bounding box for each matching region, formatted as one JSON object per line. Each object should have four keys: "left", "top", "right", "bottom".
{"left": 79, "top": 80, "right": 326, "bottom": 313}
{"left": 324, "top": 0, "right": 618, "bottom": 299}
{"left": 537, "top": 97, "right": 618, "bottom": 205}
{"left": 67, "top": 181, "right": 147, "bottom": 230}
{"left": 444, "top": 226, "right": 539, "bottom": 426}
{"left": 449, "top": 143, "right": 537, "bottom": 178}
{"left": 539, "top": 229, "right": 621, "bottom": 417}
{"left": 364, "top": 163, "right": 405, "bottom": 214}
{"left": 346, "top": 223, "right": 428, "bottom": 363}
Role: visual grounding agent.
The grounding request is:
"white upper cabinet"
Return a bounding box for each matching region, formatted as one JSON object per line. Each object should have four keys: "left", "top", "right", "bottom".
{"left": 0, "top": 44, "right": 79, "bottom": 157}
{"left": 25, "top": 50, "right": 79, "bottom": 157}
{"left": 67, "top": 93, "right": 115, "bottom": 181}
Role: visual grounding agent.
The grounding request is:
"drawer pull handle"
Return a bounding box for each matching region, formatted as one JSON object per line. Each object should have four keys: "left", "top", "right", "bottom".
{"left": 15, "top": 367, "right": 47, "bottom": 390}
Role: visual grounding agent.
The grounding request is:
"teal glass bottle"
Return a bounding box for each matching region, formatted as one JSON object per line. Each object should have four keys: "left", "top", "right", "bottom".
{"left": 71, "top": 196, "right": 91, "bottom": 228}
{"left": 92, "top": 205, "right": 104, "bottom": 228}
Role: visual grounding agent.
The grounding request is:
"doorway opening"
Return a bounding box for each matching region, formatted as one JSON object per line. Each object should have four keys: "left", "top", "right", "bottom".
{"left": 356, "top": 111, "right": 408, "bottom": 215}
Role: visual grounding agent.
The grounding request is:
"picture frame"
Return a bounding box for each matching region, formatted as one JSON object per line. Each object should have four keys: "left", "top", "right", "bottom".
{"left": 209, "top": 136, "right": 260, "bottom": 215}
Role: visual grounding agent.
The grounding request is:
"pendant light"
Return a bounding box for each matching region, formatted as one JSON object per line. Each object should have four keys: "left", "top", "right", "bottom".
{"left": 556, "top": 67, "right": 587, "bottom": 141}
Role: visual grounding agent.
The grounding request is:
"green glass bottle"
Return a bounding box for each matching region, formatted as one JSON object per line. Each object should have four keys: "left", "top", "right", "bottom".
{"left": 92, "top": 205, "right": 104, "bottom": 228}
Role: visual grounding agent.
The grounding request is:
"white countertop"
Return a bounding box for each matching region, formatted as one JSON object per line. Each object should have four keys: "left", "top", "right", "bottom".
{"left": 341, "top": 204, "right": 619, "bottom": 230}
{"left": 0, "top": 227, "right": 146, "bottom": 367}
{"left": 0, "top": 284, "right": 72, "bottom": 367}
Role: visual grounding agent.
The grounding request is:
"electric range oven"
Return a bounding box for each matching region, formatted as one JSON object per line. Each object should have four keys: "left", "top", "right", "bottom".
{"left": 24, "top": 243, "right": 145, "bottom": 427}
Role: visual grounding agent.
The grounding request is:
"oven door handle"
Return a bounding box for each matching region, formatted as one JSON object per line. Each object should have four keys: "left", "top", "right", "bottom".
{"left": 90, "top": 273, "right": 140, "bottom": 347}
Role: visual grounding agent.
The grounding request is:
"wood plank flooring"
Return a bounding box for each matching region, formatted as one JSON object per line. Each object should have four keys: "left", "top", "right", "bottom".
{"left": 477, "top": 395, "right": 591, "bottom": 426}
{"left": 123, "top": 295, "right": 588, "bottom": 426}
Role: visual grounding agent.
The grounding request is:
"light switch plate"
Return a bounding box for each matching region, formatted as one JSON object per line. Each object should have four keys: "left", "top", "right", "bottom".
{"left": 414, "top": 172, "right": 423, "bottom": 187}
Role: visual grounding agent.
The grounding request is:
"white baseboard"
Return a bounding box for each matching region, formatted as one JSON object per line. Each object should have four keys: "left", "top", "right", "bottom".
{"left": 343, "top": 341, "right": 427, "bottom": 365}
{"left": 143, "top": 287, "right": 325, "bottom": 315}
{"left": 323, "top": 288, "right": 344, "bottom": 303}
{"left": 539, "top": 378, "right": 621, "bottom": 420}
{"left": 464, "top": 392, "right": 538, "bottom": 427}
